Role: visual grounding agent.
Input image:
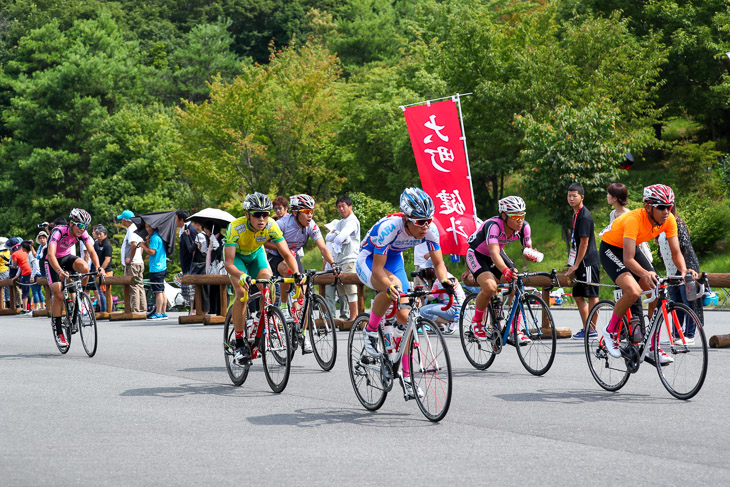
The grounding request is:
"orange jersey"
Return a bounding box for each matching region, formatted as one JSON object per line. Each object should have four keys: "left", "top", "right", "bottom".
{"left": 600, "top": 208, "right": 677, "bottom": 248}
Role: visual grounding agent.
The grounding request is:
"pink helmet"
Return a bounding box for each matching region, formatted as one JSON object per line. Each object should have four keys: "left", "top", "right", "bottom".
{"left": 642, "top": 184, "right": 674, "bottom": 206}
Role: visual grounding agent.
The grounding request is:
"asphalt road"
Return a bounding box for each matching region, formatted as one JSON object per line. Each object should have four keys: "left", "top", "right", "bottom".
{"left": 1, "top": 309, "right": 729, "bottom": 486}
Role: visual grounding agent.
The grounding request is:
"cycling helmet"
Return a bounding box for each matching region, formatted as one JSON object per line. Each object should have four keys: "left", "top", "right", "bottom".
{"left": 243, "top": 192, "right": 273, "bottom": 212}
{"left": 498, "top": 196, "right": 526, "bottom": 214}
{"left": 643, "top": 184, "right": 674, "bottom": 206}
{"left": 400, "top": 187, "right": 434, "bottom": 219}
{"left": 69, "top": 208, "right": 92, "bottom": 226}
{"left": 289, "top": 194, "right": 316, "bottom": 211}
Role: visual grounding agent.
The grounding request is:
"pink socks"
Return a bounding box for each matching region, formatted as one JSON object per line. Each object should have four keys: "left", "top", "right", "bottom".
{"left": 472, "top": 306, "right": 486, "bottom": 324}
{"left": 607, "top": 313, "right": 622, "bottom": 334}
{"left": 366, "top": 312, "right": 382, "bottom": 332}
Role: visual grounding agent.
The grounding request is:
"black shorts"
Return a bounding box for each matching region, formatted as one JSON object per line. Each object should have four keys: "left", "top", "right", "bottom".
{"left": 267, "top": 252, "right": 303, "bottom": 276}
{"left": 599, "top": 241, "right": 654, "bottom": 283}
{"left": 45, "top": 254, "right": 83, "bottom": 286}
{"left": 150, "top": 271, "right": 166, "bottom": 294}
{"left": 465, "top": 248, "right": 514, "bottom": 281}
{"left": 573, "top": 263, "right": 600, "bottom": 298}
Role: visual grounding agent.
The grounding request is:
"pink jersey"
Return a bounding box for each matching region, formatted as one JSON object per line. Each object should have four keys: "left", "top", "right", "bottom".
{"left": 48, "top": 225, "right": 92, "bottom": 258}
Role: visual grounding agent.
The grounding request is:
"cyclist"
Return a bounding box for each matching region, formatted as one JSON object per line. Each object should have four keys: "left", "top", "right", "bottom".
{"left": 598, "top": 184, "right": 697, "bottom": 365}
{"left": 224, "top": 192, "right": 301, "bottom": 365}
{"left": 46, "top": 209, "right": 104, "bottom": 347}
{"left": 464, "top": 196, "right": 542, "bottom": 344}
{"left": 357, "top": 187, "right": 455, "bottom": 399}
{"left": 265, "top": 193, "right": 338, "bottom": 353}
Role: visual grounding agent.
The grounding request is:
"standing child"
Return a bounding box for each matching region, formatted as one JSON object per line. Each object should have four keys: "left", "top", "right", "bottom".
{"left": 11, "top": 241, "right": 34, "bottom": 314}
{"left": 140, "top": 223, "right": 168, "bottom": 320}
{"left": 566, "top": 183, "right": 600, "bottom": 339}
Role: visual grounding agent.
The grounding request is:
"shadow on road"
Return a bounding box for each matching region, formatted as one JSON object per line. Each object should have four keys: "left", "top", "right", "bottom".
{"left": 0, "top": 352, "right": 64, "bottom": 360}
{"left": 246, "top": 407, "right": 432, "bottom": 428}
{"left": 494, "top": 388, "right": 675, "bottom": 404}
{"left": 120, "top": 382, "right": 270, "bottom": 398}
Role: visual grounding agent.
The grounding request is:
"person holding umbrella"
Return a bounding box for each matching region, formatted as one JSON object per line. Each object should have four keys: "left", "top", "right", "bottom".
{"left": 225, "top": 192, "right": 301, "bottom": 365}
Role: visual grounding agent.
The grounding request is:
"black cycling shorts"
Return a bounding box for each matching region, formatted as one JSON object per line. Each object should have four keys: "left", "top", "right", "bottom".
{"left": 267, "top": 252, "right": 303, "bottom": 276}
{"left": 599, "top": 241, "right": 654, "bottom": 283}
{"left": 44, "top": 254, "right": 82, "bottom": 286}
{"left": 465, "top": 248, "right": 514, "bottom": 281}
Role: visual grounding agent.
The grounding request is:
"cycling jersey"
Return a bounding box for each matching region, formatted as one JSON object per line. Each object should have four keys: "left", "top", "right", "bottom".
{"left": 48, "top": 225, "right": 93, "bottom": 258}
{"left": 267, "top": 213, "right": 322, "bottom": 257}
{"left": 360, "top": 214, "right": 440, "bottom": 256}
{"left": 225, "top": 216, "right": 284, "bottom": 255}
{"left": 599, "top": 208, "right": 677, "bottom": 248}
{"left": 467, "top": 216, "right": 532, "bottom": 255}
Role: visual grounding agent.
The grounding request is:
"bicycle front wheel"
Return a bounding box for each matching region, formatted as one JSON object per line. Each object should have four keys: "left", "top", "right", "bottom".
{"left": 409, "top": 318, "right": 452, "bottom": 422}
{"left": 261, "top": 306, "right": 292, "bottom": 393}
{"left": 458, "top": 293, "right": 497, "bottom": 370}
{"left": 308, "top": 294, "right": 337, "bottom": 371}
{"left": 514, "top": 293, "right": 556, "bottom": 375}
{"left": 654, "top": 302, "right": 708, "bottom": 400}
{"left": 584, "top": 300, "right": 630, "bottom": 392}
{"left": 347, "top": 314, "right": 387, "bottom": 411}
{"left": 50, "top": 296, "right": 71, "bottom": 354}
{"left": 77, "top": 293, "right": 98, "bottom": 357}
{"left": 223, "top": 308, "right": 249, "bottom": 386}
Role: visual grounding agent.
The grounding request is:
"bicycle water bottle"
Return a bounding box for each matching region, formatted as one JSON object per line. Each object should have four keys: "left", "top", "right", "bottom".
{"left": 684, "top": 272, "right": 697, "bottom": 301}
{"left": 523, "top": 247, "right": 544, "bottom": 263}
{"left": 393, "top": 323, "right": 405, "bottom": 353}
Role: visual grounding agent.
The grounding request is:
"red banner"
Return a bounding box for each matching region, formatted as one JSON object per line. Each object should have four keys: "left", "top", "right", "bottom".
{"left": 403, "top": 99, "right": 477, "bottom": 255}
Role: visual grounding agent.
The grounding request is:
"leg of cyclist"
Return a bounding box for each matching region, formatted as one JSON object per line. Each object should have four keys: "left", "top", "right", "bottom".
{"left": 46, "top": 259, "right": 69, "bottom": 346}
{"left": 226, "top": 249, "right": 253, "bottom": 365}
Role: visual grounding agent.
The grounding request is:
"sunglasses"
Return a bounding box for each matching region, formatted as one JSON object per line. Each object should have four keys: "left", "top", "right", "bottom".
{"left": 74, "top": 222, "right": 89, "bottom": 230}
{"left": 508, "top": 213, "right": 526, "bottom": 221}
{"left": 251, "top": 212, "right": 269, "bottom": 219}
{"left": 652, "top": 204, "right": 673, "bottom": 212}
{"left": 274, "top": 206, "right": 284, "bottom": 211}
{"left": 407, "top": 217, "right": 432, "bottom": 228}
{"left": 297, "top": 208, "right": 314, "bottom": 215}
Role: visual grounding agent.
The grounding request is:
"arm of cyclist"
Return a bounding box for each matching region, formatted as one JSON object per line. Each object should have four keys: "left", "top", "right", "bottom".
{"left": 84, "top": 240, "right": 103, "bottom": 276}
{"left": 371, "top": 253, "right": 400, "bottom": 301}
{"left": 224, "top": 246, "right": 249, "bottom": 292}
{"left": 46, "top": 244, "right": 68, "bottom": 281}
{"left": 429, "top": 248, "right": 455, "bottom": 294}
{"left": 488, "top": 242, "right": 516, "bottom": 281}
{"left": 623, "top": 238, "right": 657, "bottom": 288}
{"left": 314, "top": 238, "right": 337, "bottom": 273}
{"left": 666, "top": 235, "right": 697, "bottom": 279}
{"left": 273, "top": 239, "right": 302, "bottom": 282}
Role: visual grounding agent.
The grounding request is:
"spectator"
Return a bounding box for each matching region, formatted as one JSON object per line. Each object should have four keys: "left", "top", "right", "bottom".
{"left": 413, "top": 242, "right": 431, "bottom": 288}
{"left": 204, "top": 223, "right": 224, "bottom": 315}
{"left": 93, "top": 225, "right": 113, "bottom": 313}
{"left": 25, "top": 239, "right": 44, "bottom": 311}
{"left": 140, "top": 222, "right": 168, "bottom": 320}
{"left": 176, "top": 210, "right": 197, "bottom": 314}
{"left": 273, "top": 196, "right": 289, "bottom": 221}
{"left": 34, "top": 231, "right": 49, "bottom": 311}
{"left": 0, "top": 237, "right": 10, "bottom": 307}
{"left": 322, "top": 221, "right": 345, "bottom": 318}
{"left": 11, "top": 240, "right": 33, "bottom": 314}
{"left": 189, "top": 220, "right": 210, "bottom": 314}
{"left": 6, "top": 237, "right": 21, "bottom": 308}
{"left": 118, "top": 210, "right": 146, "bottom": 314}
{"left": 657, "top": 204, "right": 702, "bottom": 344}
{"left": 566, "top": 183, "right": 600, "bottom": 340}
{"left": 324, "top": 195, "right": 361, "bottom": 321}
{"left": 607, "top": 182, "right": 653, "bottom": 263}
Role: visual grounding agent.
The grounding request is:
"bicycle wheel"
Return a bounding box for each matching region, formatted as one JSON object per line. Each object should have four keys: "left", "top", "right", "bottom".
{"left": 347, "top": 313, "right": 388, "bottom": 411}
{"left": 223, "top": 308, "right": 249, "bottom": 386}
{"left": 514, "top": 293, "right": 556, "bottom": 375}
{"left": 50, "top": 296, "right": 71, "bottom": 354}
{"left": 654, "top": 302, "right": 708, "bottom": 400}
{"left": 77, "top": 293, "right": 98, "bottom": 357}
{"left": 584, "top": 300, "right": 630, "bottom": 392}
{"left": 409, "top": 318, "right": 452, "bottom": 422}
{"left": 308, "top": 294, "right": 337, "bottom": 371}
{"left": 261, "top": 306, "right": 292, "bottom": 393}
{"left": 458, "top": 293, "right": 497, "bottom": 370}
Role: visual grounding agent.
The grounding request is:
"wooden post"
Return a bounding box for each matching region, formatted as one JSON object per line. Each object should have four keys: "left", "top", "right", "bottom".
{"left": 102, "top": 275, "right": 147, "bottom": 320}
{"left": 0, "top": 278, "right": 18, "bottom": 315}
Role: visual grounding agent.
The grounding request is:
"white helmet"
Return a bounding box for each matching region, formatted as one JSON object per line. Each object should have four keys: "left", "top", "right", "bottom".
{"left": 498, "top": 196, "right": 526, "bottom": 214}
{"left": 289, "top": 194, "right": 315, "bottom": 211}
{"left": 399, "top": 187, "right": 434, "bottom": 219}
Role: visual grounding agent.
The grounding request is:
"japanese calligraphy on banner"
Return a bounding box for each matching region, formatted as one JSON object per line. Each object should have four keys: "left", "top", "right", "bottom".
{"left": 403, "top": 99, "right": 477, "bottom": 255}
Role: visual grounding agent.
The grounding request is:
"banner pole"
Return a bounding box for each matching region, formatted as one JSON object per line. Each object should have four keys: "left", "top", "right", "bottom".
{"left": 399, "top": 92, "right": 473, "bottom": 111}
{"left": 454, "top": 94, "right": 478, "bottom": 229}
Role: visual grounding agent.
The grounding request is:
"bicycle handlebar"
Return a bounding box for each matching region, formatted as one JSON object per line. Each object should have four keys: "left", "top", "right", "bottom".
{"left": 384, "top": 287, "right": 454, "bottom": 319}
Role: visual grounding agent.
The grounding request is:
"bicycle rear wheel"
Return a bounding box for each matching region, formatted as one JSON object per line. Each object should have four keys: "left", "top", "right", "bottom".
{"left": 654, "top": 302, "right": 708, "bottom": 400}
{"left": 308, "top": 294, "right": 337, "bottom": 371}
{"left": 261, "top": 306, "right": 291, "bottom": 393}
{"left": 409, "top": 318, "right": 452, "bottom": 422}
{"left": 584, "top": 300, "right": 630, "bottom": 392}
{"left": 347, "top": 314, "right": 388, "bottom": 411}
{"left": 223, "top": 308, "right": 249, "bottom": 386}
{"left": 51, "top": 297, "right": 71, "bottom": 354}
{"left": 458, "top": 293, "right": 497, "bottom": 370}
{"left": 514, "top": 293, "right": 556, "bottom": 375}
{"left": 77, "top": 293, "right": 98, "bottom": 357}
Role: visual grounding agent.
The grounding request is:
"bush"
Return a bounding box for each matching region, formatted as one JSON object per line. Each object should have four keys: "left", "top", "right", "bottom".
{"left": 349, "top": 192, "right": 398, "bottom": 234}
{"left": 680, "top": 200, "right": 730, "bottom": 255}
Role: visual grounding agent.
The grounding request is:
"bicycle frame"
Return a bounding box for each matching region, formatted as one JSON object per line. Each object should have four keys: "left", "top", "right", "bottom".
{"left": 288, "top": 269, "right": 335, "bottom": 333}
{"left": 244, "top": 277, "right": 292, "bottom": 359}
{"left": 495, "top": 271, "right": 557, "bottom": 345}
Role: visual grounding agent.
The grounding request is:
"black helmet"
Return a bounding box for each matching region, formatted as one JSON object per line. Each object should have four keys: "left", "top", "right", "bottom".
{"left": 244, "top": 192, "right": 273, "bottom": 212}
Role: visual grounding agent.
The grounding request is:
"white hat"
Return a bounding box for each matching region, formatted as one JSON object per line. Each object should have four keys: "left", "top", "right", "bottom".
{"left": 0, "top": 237, "right": 7, "bottom": 248}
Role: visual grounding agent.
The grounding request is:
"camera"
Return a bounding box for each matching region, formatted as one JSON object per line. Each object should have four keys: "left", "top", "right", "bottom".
{"left": 410, "top": 268, "right": 435, "bottom": 281}
{"left": 37, "top": 222, "right": 49, "bottom": 229}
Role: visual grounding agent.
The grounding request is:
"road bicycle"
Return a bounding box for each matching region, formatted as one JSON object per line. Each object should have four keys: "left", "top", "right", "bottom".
{"left": 347, "top": 286, "right": 453, "bottom": 422}
{"left": 459, "top": 270, "right": 558, "bottom": 375}
{"left": 584, "top": 274, "right": 708, "bottom": 400}
{"left": 51, "top": 272, "right": 99, "bottom": 357}
{"left": 285, "top": 269, "right": 337, "bottom": 371}
{"left": 223, "top": 276, "right": 294, "bottom": 392}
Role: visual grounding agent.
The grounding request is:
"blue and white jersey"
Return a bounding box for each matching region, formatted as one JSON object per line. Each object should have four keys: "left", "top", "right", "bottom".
{"left": 360, "top": 214, "right": 440, "bottom": 256}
